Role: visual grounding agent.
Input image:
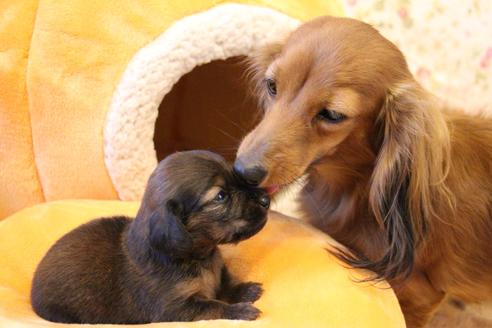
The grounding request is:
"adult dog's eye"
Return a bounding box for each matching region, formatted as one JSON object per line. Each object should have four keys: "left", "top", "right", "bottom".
{"left": 265, "top": 78, "right": 277, "bottom": 96}
{"left": 316, "top": 108, "right": 346, "bottom": 123}
{"left": 213, "top": 189, "right": 228, "bottom": 203}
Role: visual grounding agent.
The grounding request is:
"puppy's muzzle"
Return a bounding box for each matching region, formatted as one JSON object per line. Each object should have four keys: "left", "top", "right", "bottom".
{"left": 257, "top": 194, "right": 270, "bottom": 209}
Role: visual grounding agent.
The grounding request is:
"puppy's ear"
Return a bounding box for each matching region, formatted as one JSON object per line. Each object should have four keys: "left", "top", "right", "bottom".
{"left": 148, "top": 200, "right": 193, "bottom": 259}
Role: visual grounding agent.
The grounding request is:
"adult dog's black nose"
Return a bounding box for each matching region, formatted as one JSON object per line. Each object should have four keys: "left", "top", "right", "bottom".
{"left": 258, "top": 194, "right": 270, "bottom": 209}
{"left": 233, "top": 159, "right": 267, "bottom": 186}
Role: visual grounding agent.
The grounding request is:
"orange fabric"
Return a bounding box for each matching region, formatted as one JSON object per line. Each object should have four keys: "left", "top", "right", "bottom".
{"left": 0, "top": 0, "right": 45, "bottom": 217}
{"left": 0, "top": 200, "right": 405, "bottom": 327}
{"left": 0, "top": 0, "right": 343, "bottom": 218}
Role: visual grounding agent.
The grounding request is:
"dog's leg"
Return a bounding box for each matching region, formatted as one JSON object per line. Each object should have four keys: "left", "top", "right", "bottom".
{"left": 178, "top": 295, "right": 260, "bottom": 321}
{"left": 217, "top": 267, "right": 263, "bottom": 303}
{"left": 395, "top": 271, "right": 445, "bottom": 328}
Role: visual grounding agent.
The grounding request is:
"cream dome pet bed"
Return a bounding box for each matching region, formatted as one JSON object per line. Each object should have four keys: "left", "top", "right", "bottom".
{"left": 105, "top": 3, "right": 301, "bottom": 200}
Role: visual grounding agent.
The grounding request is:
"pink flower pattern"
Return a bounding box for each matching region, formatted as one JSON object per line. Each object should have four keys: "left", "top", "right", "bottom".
{"left": 342, "top": 0, "right": 492, "bottom": 114}
{"left": 480, "top": 48, "right": 492, "bottom": 69}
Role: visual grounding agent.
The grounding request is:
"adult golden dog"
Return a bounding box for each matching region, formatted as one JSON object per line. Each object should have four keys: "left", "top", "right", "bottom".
{"left": 234, "top": 16, "right": 492, "bottom": 327}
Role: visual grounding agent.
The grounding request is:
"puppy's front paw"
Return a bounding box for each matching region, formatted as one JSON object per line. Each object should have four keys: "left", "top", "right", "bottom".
{"left": 233, "top": 282, "right": 263, "bottom": 303}
{"left": 223, "top": 302, "right": 261, "bottom": 320}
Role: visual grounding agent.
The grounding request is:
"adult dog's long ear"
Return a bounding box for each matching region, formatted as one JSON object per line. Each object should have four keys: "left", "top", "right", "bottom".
{"left": 344, "top": 80, "right": 453, "bottom": 282}
{"left": 148, "top": 200, "right": 193, "bottom": 259}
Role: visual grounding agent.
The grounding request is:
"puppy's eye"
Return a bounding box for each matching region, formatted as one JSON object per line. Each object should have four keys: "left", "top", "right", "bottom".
{"left": 265, "top": 78, "right": 277, "bottom": 96}
{"left": 213, "top": 189, "right": 228, "bottom": 203}
{"left": 316, "top": 108, "right": 346, "bottom": 123}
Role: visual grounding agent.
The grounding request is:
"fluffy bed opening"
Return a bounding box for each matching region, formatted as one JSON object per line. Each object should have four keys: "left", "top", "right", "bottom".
{"left": 154, "top": 56, "right": 259, "bottom": 162}
{"left": 104, "top": 3, "right": 299, "bottom": 200}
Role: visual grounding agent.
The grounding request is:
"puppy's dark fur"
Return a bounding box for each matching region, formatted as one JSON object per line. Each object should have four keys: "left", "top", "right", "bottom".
{"left": 31, "top": 151, "right": 270, "bottom": 324}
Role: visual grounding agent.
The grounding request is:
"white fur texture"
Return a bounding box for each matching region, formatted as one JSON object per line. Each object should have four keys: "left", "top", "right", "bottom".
{"left": 104, "top": 3, "right": 299, "bottom": 201}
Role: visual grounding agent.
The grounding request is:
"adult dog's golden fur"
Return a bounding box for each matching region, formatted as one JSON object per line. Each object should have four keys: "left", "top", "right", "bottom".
{"left": 235, "top": 17, "right": 492, "bottom": 327}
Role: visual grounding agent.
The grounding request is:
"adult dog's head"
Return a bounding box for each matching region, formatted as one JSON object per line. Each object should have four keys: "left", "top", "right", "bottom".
{"left": 235, "top": 17, "right": 452, "bottom": 280}
{"left": 134, "top": 150, "right": 270, "bottom": 261}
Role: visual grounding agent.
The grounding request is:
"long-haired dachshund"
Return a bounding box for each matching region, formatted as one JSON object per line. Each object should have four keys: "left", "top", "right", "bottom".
{"left": 31, "top": 150, "right": 270, "bottom": 324}
{"left": 234, "top": 16, "right": 492, "bottom": 327}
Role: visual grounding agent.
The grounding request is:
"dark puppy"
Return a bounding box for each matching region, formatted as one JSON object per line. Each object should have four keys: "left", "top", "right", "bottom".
{"left": 31, "top": 151, "right": 270, "bottom": 324}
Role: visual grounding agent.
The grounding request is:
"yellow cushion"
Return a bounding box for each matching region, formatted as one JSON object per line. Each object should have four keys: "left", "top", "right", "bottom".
{"left": 0, "top": 200, "right": 405, "bottom": 327}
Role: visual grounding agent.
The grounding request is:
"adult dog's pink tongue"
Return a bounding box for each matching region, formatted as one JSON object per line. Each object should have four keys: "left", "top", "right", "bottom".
{"left": 265, "top": 185, "right": 279, "bottom": 195}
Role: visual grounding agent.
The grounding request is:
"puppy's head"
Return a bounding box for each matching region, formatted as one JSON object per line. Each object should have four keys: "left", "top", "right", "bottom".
{"left": 136, "top": 150, "right": 270, "bottom": 260}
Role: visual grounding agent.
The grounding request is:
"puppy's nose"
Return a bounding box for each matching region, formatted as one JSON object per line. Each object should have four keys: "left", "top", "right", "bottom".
{"left": 233, "top": 159, "right": 267, "bottom": 186}
{"left": 258, "top": 194, "right": 270, "bottom": 209}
